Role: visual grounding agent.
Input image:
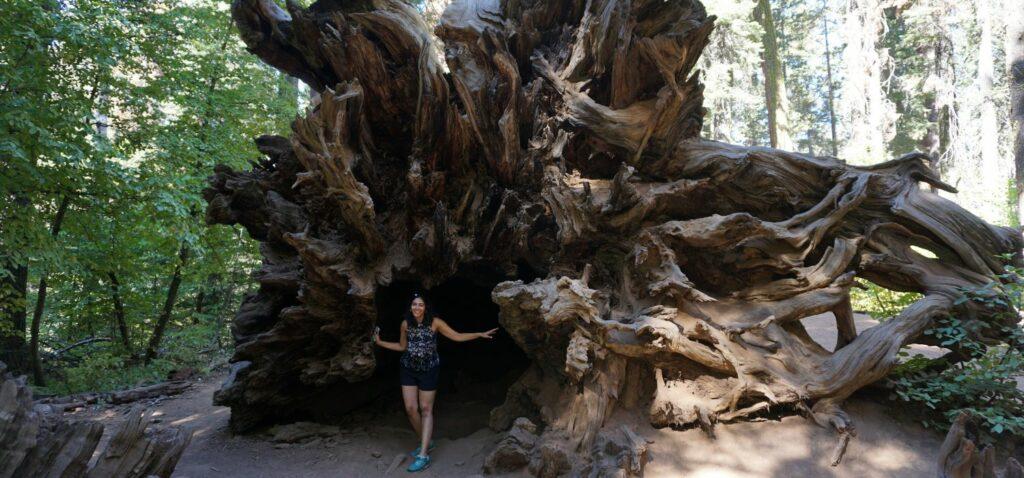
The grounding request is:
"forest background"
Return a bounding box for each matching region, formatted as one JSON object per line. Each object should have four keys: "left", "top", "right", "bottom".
{"left": 2, "top": 0, "right": 1022, "bottom": 436}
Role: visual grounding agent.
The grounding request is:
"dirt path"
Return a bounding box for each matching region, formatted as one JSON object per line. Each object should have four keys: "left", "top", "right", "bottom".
{"left": 76, "top": 372, "right": 509, "bottom": 478}
{"left": 71, "top": 372, "right": 950, "bottom": 478}
{"left": 68, "top": 313, "right": 967, "bottom": 477}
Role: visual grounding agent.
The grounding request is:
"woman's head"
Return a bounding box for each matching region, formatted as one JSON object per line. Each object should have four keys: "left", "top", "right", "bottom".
{"left": 410, "top": 295, "right": 426, "bottom": 318}
{"left": 405, "top": 292, "right": 433, "bottom": 326}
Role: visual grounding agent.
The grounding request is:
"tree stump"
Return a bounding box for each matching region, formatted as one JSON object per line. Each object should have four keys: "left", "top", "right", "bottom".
{"left": 204, "top": 0, "right": 1023, "bottom": 472}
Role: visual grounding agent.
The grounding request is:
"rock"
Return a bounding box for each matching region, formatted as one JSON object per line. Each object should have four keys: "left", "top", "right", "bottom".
{"left": 590, "top": 426, "right": 649, "bottom": 478}
{"left": 511, "top": 417, "right": 538, "bottom": 435}
{"left": 528, "top": 441, "right": 571, "bottom": 478}
{"left": 32, "top": 403, "right": 53, "bottom": 414}
{"left": 484, "top": 441, "right": 532, "bottom": 474}
{"left": 167, "top": 367, "right": 198, "bottom": 381}
{"left": 268, "top": 421, "right": 340, "bottom": 443}
{"left": 371, "top": 451, "right": 382, "bottom": 458}
{"left": 483, "top": 417, "right": 539, "bottom": 474}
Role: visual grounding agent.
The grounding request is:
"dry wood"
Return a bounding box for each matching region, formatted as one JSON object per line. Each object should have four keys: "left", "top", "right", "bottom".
{"left": 0, "top": 362, "right": 192, "bottom": 478}
{"left": 36, "top": 380, "right": 191, "bottom": 408}
{"left": 937, "top": 412, "right": 1024, "bottom": 478}
{"left": 204, "top": 0, "right": 1023, "bottom": 473}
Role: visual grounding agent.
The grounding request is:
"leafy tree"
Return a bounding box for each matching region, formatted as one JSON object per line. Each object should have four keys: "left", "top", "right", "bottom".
{"left": 2, "top": 0, "right": 297, "bottom": 391}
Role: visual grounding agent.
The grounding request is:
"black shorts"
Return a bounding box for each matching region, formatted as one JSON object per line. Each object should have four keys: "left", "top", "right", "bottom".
{"left": 399, "top": 364, "right": 440, "bottom": 391}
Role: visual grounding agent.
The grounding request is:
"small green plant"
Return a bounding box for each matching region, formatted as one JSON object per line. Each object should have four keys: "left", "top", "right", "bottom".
{"left": 886, "top": 257, "right": 1024, "bottom": 440}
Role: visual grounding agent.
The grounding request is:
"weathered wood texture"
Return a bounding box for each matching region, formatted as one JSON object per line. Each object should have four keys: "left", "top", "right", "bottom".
{"left": 205, "top": 0, "right": 1022, "bottom": 472}
{"left": 0, "top": 362, "right": 192, "bottom": 478}
{"left": 937, "top": 412, "right": 1024, "bottom": 478}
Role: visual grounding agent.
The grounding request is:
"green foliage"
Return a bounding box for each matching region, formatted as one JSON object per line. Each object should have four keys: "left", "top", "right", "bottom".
{"left": 887, "top": 259, "right": 1024, "bottom": 439}
{"left": 700, "top": 0, "right": 768, "bottom": 146}
{"left": 1, "top": 0, "right": 296, "bottom": 390}
{"left": 39, "top": 324, "right": 231, "bottom": 396}
{"left": 850, "top": 279, "right": 922, "bottom": 320}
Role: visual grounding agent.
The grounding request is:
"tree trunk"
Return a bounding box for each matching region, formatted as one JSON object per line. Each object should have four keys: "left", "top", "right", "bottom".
{"left": 977, "top": 0, "right": 1002, "bottom": 214}
{"left": 1008, "top": 1, "right": 1024, "bottom": 226}
{"left": 204, "top": 0, "right": 1022, "bottom": 473}
{"left": 107, "top": 272, "right": 131, "bottom": 354}
{"left": 822, "top": 0, "right": 838, "bottom": 157}
{"left": 143, "top": 244, "right": 189, "bottom": 364}
{"left": 213, "top": 280, "right": 236, "bottom": 349}
{"left": 192, "top": 273, "right": 221, "bottom": 325}
{"left": 754, "top": 0, "right": 792, "bottom": 150}
{"left": 28, "top": 195, "right": 70, "bottom": 386}
{"left": 842, "top": 0, "right": 895, "bottom": 162}
{"left": 0, "top": 262, "right": 29, "bottom": 375}
{"left": 921, "top": 39, "right": 948, "bottom": 162}
{"left": 193, "top": 291, "right": 205, "bottom": 325}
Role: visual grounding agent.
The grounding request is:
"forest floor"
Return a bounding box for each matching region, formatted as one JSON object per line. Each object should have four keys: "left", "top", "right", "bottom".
{"left": 68, "top": 313, "right": 1012, "bottom": 478}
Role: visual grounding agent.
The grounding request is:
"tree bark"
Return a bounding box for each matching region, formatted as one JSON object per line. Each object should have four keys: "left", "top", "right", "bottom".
{"left": 1008, "top": 1, "right": 1024, "bottom": 225}
{"left": 754, "top": 0, "right": 792, "bottom": 150}
{"left": 28, "top": 195, "right": 70, "bottom": 386}
{"left": 203, "top": 0, "right": 1023, "bottom": 473}
{"left": 107, "top": 272, "right": 131, "bottom": 354}
{"left": 822, "top": 0, "right": 838, "bottom": 157}
{"left": 143, "top": 244, "right": 189, "bottom": 364}
{"left": 977, "top": 0, "right": 1002, "bottom": 212}
{"left": 0, "top": 262, "right": 29, "bottom": 375}
{"left": 936, "top": 412, "right": 1024, "bottom": 478}
{"left": 842, "top": 0, "right": 895, "bottom": 162}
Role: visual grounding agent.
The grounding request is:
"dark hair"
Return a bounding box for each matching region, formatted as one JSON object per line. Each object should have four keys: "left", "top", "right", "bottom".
{"left": 404, "top": 292, "right": 435, "bottom": 328}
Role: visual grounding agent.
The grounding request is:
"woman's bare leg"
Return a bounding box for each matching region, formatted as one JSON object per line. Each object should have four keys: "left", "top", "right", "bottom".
{"left": 417, "top": 389, "right": 436, "bottom": 457}
{"left": 402, "top": 385, "right": 422, "bottom": 437}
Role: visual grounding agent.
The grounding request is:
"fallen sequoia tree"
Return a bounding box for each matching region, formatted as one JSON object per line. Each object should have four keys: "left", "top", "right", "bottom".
{"left": 204, "top": 0, "right": 1024, "bottom": 473}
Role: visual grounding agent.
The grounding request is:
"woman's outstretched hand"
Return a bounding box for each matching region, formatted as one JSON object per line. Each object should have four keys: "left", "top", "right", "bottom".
{"left": 478, "top": 328, "right": 498, "bottom": 339}
{"left": 372, "top": 326, "right": 381, "bottom": 345}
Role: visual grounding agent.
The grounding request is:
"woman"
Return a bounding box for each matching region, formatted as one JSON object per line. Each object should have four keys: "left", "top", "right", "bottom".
{"left": 373, "top": 292, "right": 498, "bottom": 472}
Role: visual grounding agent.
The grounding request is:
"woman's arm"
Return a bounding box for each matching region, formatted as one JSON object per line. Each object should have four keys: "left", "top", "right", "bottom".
{"left": 375, "top": 321, "right": 408, "bottom": 352}
{"left": 433, "top": 318, "right": 498, "bottom": 342}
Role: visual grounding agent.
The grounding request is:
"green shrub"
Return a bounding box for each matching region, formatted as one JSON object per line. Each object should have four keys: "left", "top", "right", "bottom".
{"left": 889, "top": 346, "right": 1024, "bottom": 436}
{"left": 886, "top": 259, "right": 1024, "bottom": 440}
{"left": 37, "top": 324, "right": 229, "bottom": 397}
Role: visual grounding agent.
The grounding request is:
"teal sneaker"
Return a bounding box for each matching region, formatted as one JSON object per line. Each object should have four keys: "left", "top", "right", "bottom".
{"left": 409, "top": 440, "right": 435, "bottom": 457}
{"left": 407, "top": 455, "right": 431, "bottom": 472}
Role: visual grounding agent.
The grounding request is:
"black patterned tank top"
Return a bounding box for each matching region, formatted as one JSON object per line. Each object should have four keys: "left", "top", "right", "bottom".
{"left": 401, "top": 320, "right": 440, "bottom": 371}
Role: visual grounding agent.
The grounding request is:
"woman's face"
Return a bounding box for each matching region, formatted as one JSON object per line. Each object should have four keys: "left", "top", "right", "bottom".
{"left": 410, "top": 297, "right": 425, "bottom": 319}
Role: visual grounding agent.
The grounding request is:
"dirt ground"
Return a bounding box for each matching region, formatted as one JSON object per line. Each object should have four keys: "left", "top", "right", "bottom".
{"left": 67, "top": 313, "right": 1006, "bottom": 477}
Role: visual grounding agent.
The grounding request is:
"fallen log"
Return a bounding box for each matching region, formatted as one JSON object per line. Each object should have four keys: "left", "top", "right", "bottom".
{"left": 35, "top": 380, "right": 192, "bottom": 409}
{"left": 205, "top": 0, "right": 1024, "bottom": 474}
{"left": 109, "top": 380, "right": 192, "bottom": 404}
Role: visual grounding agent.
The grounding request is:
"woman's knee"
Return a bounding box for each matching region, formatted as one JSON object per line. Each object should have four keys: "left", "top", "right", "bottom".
{"left": 405, "top": 403, "right": 420, "bottom": 416}
{"left": 418, "top": 402, "right": 433, "bottom": 418}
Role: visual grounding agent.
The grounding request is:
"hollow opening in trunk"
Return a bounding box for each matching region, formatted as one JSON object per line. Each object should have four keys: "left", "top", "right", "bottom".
{"left": 369, "top": 275, "right": 532, "bottom": 437}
